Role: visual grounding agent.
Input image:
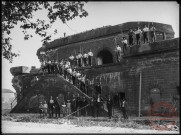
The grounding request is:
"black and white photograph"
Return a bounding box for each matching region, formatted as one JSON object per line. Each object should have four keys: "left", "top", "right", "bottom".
{"left": 2, "top": 1, "right": 180, "bottom": 134}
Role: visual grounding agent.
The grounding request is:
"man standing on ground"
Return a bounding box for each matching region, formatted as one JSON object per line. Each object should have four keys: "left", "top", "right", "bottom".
{"left": 107, "top": 95, "right": 113, "bottom": 119}
{"left": 54, "top": 97, "right": 60, "bottom": 118}
{"left": 69, "top": 54, "right": 75, "bottom": 67}
{"left": 90, "top": 97, "right": 95, "bottom": 117}
{"left": 122, "top": 98, "right": 128, "bottom": 120}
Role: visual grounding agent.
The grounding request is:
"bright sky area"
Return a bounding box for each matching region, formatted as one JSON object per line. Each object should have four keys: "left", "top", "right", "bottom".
{"left": 2, "top": 2, "right": 179, "bottom": 92}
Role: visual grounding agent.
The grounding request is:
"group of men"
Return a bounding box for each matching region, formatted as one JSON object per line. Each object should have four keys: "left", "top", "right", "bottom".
{"left": 40, "top": 54, "right": 95, "bottom": 95}
{"left": 128, "top": 23, "right": 156, "bottom": 46}
{"left": 39, "top": 94, "right": 102, "bottom": 118}
{"left": 69, "top": 49, "right": 94, "bottom": 68}
{"left": 115, "top": 23, "right": 157, "bottom": 62}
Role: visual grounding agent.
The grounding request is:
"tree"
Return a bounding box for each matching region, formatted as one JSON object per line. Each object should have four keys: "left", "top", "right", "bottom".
{"left": 2, "top": 1, "right": 88, "bottom": 63}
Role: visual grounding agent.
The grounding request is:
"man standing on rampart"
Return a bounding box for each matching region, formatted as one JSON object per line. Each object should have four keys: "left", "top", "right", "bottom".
{"left": 143, "top": 25, "right": 149, "bottom": 43}
{"left": 122, "top": 37, "right": 128, "bottom": 55}
{"left": 83, "top": 51, "right": 88, "bottom": 67}
{"left": 77, "top": 52, "right": 83, "bottom": 67}
{"left": 135, "top": 26, "right": 142, "bottom": 45}
{"left": 88, "top": 49, "right": 93, "bottom": 66}
{"left": 115, "top": 44, "right": 122, "bottom": 62}
{"left": 128, "top": 27, "right": 134, "bottom": 46}
{"left": 150, "top": 23, "right": 156, "bottom": 42}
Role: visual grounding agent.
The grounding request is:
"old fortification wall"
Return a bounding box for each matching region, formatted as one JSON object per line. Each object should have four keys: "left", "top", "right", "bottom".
{"left": 11, "top": 22, "right": 179, "bottom": 115}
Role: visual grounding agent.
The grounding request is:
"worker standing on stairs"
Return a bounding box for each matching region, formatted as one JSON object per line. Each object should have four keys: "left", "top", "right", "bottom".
{"left": 80, "top": 73, "right": 86, "bottom": 93}
{"left": 54, "top": 60, "right": 59, "bottom": 74}
{"left": 76, "top": 71, "right": 81, "bottom": 88}
{"left": 107, "top": 95, "right": 113, "bottom": 119}
{"left": 67, "top": 66, "right": 72, "bottom": 83}
{"left": 77, "top": 52, "right": 83, "bottom": 67}
{"left": 72, "top": 69, "right": 77, "bottom": 85}
{"left": 47, "top": 60, "right": 51, "bottom": 74}
{"left": 64, "top": 60, "right": 69, "bottom": 81}
{"left": 51, "top": 60, "right": 55, "bottom": 74}
{"left": 69, "top": 54, "right": 75, "bottom": 68}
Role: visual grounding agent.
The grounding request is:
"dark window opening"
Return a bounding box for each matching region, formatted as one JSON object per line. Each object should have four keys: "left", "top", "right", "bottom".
{"left": 97, "top": 49, "right": 113, "bottom": 65}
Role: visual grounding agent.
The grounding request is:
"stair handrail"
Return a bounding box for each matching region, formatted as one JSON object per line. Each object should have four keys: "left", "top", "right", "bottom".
{"left": 10, "top": 75, "right": 44, "bottom": 112}
{"left": 62, "top": 104, "right": 90, "bottom": 119}
{"left": 11, "top": 95, "right": 18, "bottom": 110}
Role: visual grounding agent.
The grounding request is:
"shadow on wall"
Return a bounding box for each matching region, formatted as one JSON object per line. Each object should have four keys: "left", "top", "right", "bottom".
{"left": 96, "top": 49, "right": 113, "bottom": 65}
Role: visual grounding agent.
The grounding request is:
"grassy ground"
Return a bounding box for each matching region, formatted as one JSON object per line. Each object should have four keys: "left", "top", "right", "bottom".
{"left": 2, "top": 113, "right": 179, "bottom": 131}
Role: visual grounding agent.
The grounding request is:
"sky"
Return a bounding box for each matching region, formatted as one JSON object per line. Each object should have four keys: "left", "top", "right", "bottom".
{"left": 2, "top": 2, "right": 179, "bottom": 92}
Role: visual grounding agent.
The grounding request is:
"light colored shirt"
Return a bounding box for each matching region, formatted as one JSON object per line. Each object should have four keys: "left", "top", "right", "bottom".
{"left": 97, "top": 97, "right": 100, "bottom": 102}
{"left": 77, "top": 53, "right": 83, "bottom": 59}
{"left": 135, "top": 29, "right": 142, "bottom": 34}
{"left": 88, "top": 51, "right": 93, "bottom": 56}
{"left": 64, "top": 64, "right": 69, "bottom": 69}
{"left": 72, "top": 71, "right": 77, "bottom": 76}
{"left": 116, "top": 46, "right": 122, "bottom": 51}
{"left": 43, "top": 103, "right": 48, "bottom": 109}
{"left": 50, "top": 99, "right": 54, "bottom": 104}
{"left": 67, "top": 68, "right": 72, "bottom": 74}
{"left": 69, "top": 55, "right": 74, "bottom": 60}
{"left": 76, "top": 72, "right": 81, "bottom": 77}
{"left": 122, "top": 39, "right": 128, "bottom": 44}
{"left": 67, "top": 102, "right": 71, "bottom": 108}
{"left": 83, "top": 53, "right": 88, "bottom": 58}
{"left": 143, "top": 27, "right": 149, "bottom": 32}
{"left": 150, "top": 26, "right": 156, "bottom": 31}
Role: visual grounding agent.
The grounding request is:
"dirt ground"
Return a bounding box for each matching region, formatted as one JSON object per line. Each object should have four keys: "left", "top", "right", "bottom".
{"left": 1, "top": 120, "right": 179, "bottom": 134}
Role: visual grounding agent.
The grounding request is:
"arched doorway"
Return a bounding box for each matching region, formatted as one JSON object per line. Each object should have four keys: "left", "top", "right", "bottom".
{"left": 97, "top": 49, "right": 113, "bottom": 65}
